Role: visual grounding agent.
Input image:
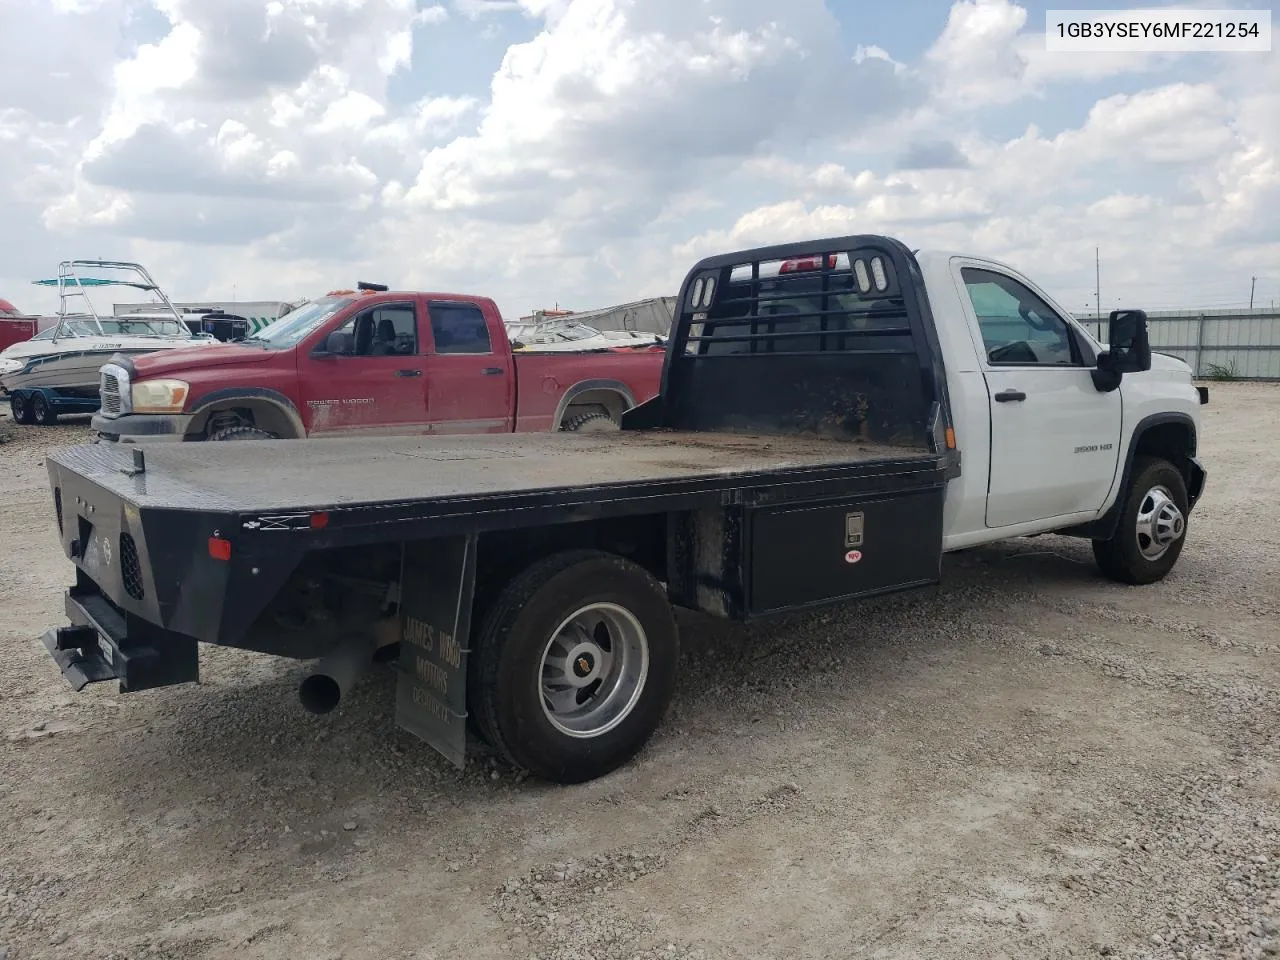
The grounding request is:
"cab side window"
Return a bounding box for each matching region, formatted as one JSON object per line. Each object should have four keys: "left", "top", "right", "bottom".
{"left": 961, "top": 268, "right": 1082, "bottom": 367}
{"left": 329, "top": 303, "right": 418, "bottom": 356}
{"left": 429, "top": 302, "right": 492, "bottom": 355}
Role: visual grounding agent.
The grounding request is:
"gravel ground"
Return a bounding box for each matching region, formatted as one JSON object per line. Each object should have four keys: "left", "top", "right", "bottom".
{"left": 0, "top": 384, "right": 1277, "bottom": 960}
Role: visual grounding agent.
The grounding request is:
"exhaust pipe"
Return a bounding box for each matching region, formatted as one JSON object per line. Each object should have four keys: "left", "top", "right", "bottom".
{"left": 299, "top": 634, "right": 377, "bottom": 714}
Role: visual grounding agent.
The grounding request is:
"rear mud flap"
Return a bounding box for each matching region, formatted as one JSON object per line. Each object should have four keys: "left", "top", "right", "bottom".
{"left": 394, "top": 534, "right": 477, "bottom": 770}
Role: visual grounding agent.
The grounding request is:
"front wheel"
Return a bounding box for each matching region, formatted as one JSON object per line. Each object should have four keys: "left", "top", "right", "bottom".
{"left": 1092, "top": 456, "right": 1189, "bottom": 585}
{"left": 208, "top": 424, "right": 275, "bottom": 441}
{"left": 469, "top": 550, "right": 678, "bottom": 783}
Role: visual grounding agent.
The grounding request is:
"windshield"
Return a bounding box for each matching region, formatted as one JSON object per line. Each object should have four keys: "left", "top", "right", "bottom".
{"left": 52, "top": 318, "right": 191, "bottom": 338}
{"left": 101, "top": 318, "right": 190, "bottom": 337}
{"left": 558, "top": 323, "right": 598, "bottom": 340}
{"left": 247, "top": 297, "right": 352, "bottom": 348}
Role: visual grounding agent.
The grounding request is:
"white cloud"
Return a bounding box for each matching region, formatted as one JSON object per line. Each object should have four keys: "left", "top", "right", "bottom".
{"left": 925, "top": 0, "right": 1029, "bottom": 105}
{"left": 925, "top": 0, "right": 1189, "bottom": 107}
{"left": 401, "top": 0, "right": 918, "bottom": 233}
{"left": 452, "top": 0, "right": 524, "bottom": 18}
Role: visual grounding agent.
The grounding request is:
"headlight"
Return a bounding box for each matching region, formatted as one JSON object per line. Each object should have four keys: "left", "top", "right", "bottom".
{"left": 131, "top": 379, "right": 190, "bottom": 414}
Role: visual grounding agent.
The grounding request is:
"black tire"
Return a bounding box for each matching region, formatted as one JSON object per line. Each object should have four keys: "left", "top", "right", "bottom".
{"left": 10, "top": 393, "right": 34, "bottom": 425}
{"left": 207, "top": 424, "right": 276, "bottom": 441}
{"left": 468, "top": 549, "right": 678, "bottom": 784}
{"left": 561, "top": 411, "right": 619, "bottom": 433}
{"left": 1092, "top": 456, "right": 1189, "bottom": 585}
{"left": 31, "top": 393, "right": 58, "bottom": 426}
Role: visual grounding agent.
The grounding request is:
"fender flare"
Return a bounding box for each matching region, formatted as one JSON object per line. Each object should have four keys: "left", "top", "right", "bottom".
{"left": 186, "top": 387, "right": 306, "bottom": 438}
{"left": 1061, "top": 411, "right": 1204, "bottom": 540}
{"left": 551, "top": 379, "right": 638, "bottom": 428}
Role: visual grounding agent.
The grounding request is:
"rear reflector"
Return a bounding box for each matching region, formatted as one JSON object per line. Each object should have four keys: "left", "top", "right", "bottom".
{"left": 310, "top": 511, "right": 330, "bottom": 529}
{"left": 208, "top": 537, "right": 232, "bottom": 561}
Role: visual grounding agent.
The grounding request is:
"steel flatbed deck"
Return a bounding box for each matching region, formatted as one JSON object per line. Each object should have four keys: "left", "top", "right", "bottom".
{"left": 49, "top": 430, "right": 943, "bottom": 517}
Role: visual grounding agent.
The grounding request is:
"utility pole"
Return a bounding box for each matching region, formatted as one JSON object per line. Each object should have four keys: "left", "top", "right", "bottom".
{"left": 1249, "top": 276, "right": 1256, "bottom": 310}
{"left": 1095, "top": 247, "right": 1101, "bottom": 318}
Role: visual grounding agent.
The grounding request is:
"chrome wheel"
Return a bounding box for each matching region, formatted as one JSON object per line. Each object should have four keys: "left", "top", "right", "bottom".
{"left": 538, "top": 602, "right": 649, "bottom": 739}
{"left": 1135, "top": 484, "right": 1185, "bottom": 561}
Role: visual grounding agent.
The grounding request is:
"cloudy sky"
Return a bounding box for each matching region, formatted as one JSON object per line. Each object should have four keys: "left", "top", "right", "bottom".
{"left": 1, "top": 0, "right": 1276, "bottom": 321}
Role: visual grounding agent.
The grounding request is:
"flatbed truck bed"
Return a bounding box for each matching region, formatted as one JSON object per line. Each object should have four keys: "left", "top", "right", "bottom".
{"left": 49, "top": 430, "right": 938, "bottom": 512}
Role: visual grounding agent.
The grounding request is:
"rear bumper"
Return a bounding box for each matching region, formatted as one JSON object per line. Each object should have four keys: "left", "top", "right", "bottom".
{"left": 92, "top": 412, "right": 192, "bottom": 443}
{"left": 41, "top": 585, "right": 198, "bottom": 693}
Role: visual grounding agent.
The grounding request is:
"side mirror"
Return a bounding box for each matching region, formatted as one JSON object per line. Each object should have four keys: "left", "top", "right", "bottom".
{"left": 1107, "top": 308, "right": 1152, "bottom": 373}
{"left": 315, "top": 330, "right": 355, "bottom": 357}
{"left": 1091, "top": 308, "right": 1151, "bottom": 392}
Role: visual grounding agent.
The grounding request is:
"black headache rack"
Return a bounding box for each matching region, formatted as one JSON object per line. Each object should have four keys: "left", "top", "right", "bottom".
{"left": 621, "top": 233, "right": 959, "bottom": 466}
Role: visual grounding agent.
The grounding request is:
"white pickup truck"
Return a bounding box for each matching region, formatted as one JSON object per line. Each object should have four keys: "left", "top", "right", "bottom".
{"left": 37, "top": 234, "right": 1208, "bottom": 784}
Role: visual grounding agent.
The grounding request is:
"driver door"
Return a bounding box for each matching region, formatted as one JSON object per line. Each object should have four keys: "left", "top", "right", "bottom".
{"left": 299, "top": 300, "right": 428, "bottom": 435}
{"left": 954, "top": 261, "right": 1123, "bottom": 528}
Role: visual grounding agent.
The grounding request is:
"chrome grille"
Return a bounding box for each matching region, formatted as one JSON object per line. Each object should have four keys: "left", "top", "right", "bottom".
{"left": 100, "top": 371, "right": 122, "bottom": 416}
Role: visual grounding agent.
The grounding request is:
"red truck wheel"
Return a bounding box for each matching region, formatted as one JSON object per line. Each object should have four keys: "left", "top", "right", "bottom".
{"left": 208, "top": 425, "right": 276, "bottom": 441}
{"left": 562, "top": 411, "right": 619, "bottom": 433}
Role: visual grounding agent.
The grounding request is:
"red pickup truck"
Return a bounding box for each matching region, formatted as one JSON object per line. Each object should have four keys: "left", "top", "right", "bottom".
{"left": 90, "top": 287, "right": 665, "bottom": 442}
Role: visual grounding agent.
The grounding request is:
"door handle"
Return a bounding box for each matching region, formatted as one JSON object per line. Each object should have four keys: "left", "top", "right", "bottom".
{"left": 395, "top": 369, "right": 422, "bottom": 378}
{"left": 994, "top": 389, "right": 1026, "bottom": 402}
{"left": 482, "top": 367, "right": 504, "bottom": 376}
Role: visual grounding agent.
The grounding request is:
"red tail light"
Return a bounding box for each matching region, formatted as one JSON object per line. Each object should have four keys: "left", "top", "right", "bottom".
{"left": 208, "top": 537, "right": 232, "bottom": 561}
{"left": 779, "top": 255, "right": 838, "bottom": 274}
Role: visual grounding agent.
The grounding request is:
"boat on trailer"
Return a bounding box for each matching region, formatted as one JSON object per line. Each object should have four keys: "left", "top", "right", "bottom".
{"left": 1, "top": 260, "right": 217, "bottom": 425}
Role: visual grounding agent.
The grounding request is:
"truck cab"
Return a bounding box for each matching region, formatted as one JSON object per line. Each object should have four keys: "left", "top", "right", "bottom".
{"left": 914, "top": 250, "right": 1206, "bottom": 554}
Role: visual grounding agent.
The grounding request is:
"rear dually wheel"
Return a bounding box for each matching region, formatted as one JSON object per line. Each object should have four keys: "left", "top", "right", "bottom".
{"left": 468, "top": 550, "right": 678, "bottom": 784}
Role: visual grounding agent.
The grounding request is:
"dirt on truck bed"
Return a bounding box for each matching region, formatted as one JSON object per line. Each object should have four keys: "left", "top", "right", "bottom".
{"left": 50, "top": 429, "right": 931, "bottom": 512}
{"left": 2, "top": 385, "right": 1279, "bottom": 960}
